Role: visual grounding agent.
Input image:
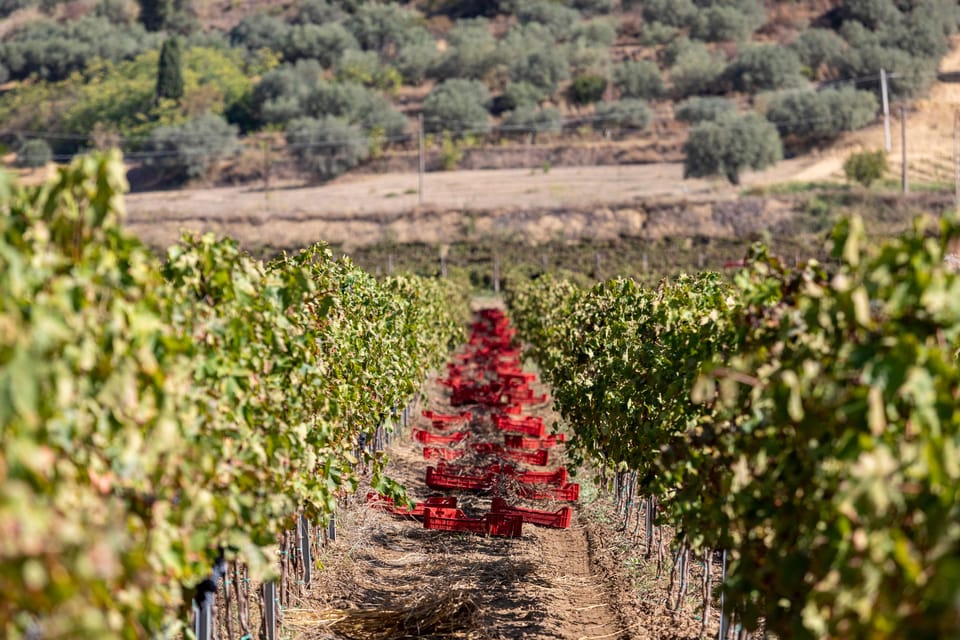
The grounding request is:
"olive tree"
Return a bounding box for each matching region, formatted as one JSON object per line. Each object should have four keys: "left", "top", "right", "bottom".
{"left": 422, "top": 78, "right": 491, "bottom": 135}
{"left": 592, "top": 98, "right": 653, "bottom": 132}
{"left": 684, "top": 112, "right": 782, "bottom": 184}
{"left": 674, "top": 96, "right": 735, "bottom": 124}
{"left": 286, "top": 115, "right": 370, "bottom": 181}
{"left": 764, "top": 87, "right": 878, "bottom": 144}
{"left": 502, "top": 106, "right": 563, "bottom": 142}
{"left": 669, "top": 41, "right": 727, "bottom": 98}
{"left": 613, "top": 60, "right": 664, "bottom": 99}
{"left": 726, "top": 45, "right": 805, "bottom": 93}
{"left": 146, "top": 113, "right": 240, "bottom": 184}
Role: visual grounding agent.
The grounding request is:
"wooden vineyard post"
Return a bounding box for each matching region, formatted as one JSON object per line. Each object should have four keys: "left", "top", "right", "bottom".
{"left": 299, "top": 514, "right": 312, "bottom": 588}
{"left": 327, "top": 511, "right": 337, "bottom": 543}
{"left": 718, "top": 550, "right": 730, "bottom": 640}
{"left": 644, "top": 496, "right": 655, "bottom": 558}
{"left": 261, "top": 582, "right": 278, "bottom": 640}
{"left": 193, "top": 594, "right": 212, "bottom": 640}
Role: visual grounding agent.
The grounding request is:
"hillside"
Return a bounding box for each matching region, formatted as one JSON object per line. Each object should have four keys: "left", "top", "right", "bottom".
{"left": 1, "top": 0, "right": 959, "bottom": 189}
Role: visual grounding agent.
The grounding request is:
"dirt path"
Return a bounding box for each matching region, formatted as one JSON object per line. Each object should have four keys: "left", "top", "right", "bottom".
{"left": 290, "top": 332, "right": 630, "bottom": 639}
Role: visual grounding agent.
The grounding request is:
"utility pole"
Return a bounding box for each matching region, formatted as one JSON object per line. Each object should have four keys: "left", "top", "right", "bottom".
{"left": 954, "top": 110, "right": 959, "bottom": 208}
{"left": 901, "top": 105, "right": 908, "bottom": 195}
{"left": 261, "top": 138, "right": 271, "bottom": 198}
{"left": 418, "top": 113, "right": 425, "bottom": 206}
{"left": 881, "top": 69, "right": 891, "bottom": 153}
{"left": 493, "top": 254, "right": 500, "bottom": 293}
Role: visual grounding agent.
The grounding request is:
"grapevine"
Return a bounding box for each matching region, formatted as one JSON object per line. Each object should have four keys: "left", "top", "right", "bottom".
{"left": 0, "top": 152, "right": 468, "bottom": 638}
{"left": 507, "top": 218, "right": 960, "bottom": 638}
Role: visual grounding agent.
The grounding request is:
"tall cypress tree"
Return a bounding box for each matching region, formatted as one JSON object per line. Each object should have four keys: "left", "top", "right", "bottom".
{"left": 156, "top": 37, "right": 184, "bottom": 102}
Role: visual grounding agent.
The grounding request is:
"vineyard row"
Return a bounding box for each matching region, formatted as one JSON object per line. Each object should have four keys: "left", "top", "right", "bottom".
{"left": 0, "top": 151, "right": 469, "bottom": 638}
{"left": 507, "top": 217, "right": 960, "bottom": 639}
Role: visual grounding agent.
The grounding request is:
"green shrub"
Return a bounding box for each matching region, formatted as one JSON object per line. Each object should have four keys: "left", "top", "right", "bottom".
{"left": 568, "top": 73, "right": 608, "bottom": 106}
{"left": 571, "top": 0, "right": 613, "bottom": 16}
{"left": 641, "top": 0, "right": 697, "bottom": 28}
{"left": 639, "top": 22, "right": 680, "bottom": 46}
{"left": 511, "top": 0, "right": 580, "bottom": 40}
{"left": 0, "top": 16, "right": 156, "bottom": 81}
{"left": 684, "top": 111, "right": 782, "bottom": 184}
{"left": 570, "top": 17, "right": 618, "bottom": 47}
{"left": 613, "top": 60, "right": 664, "bottom": 99}
{"left": 592, "top": 98, "right": 652, "bottom": 131}
{"left": 304, "top": 81, "right": 408, "bottom": 137}
{"left": 691, "top": 4, "right": 764, "bottom": 42}
{"left": 565, "top": 39, "right": 610, "bottom": 76}
{"left": 765, "top": 87, "right": 878, "bottom": 144}
{"left": 439, "top": 132, "right": 462, "bottom": 170}
{"left": 335, "top": 50, "right": 382, "bottom": 86}
{"left": 492, "top": 81, "right": 547, "bottom": 114}
{"left": 346, "top": 2, "right": 420, "bottom": 54}
{"left": 842, "top": 0, "right": 900, "bottom": 30}
{"left": 96, "top": 0, "right": 137, "bottom": 24}
{"left": 669, "top": 42, "right": 726, "bottom": 98}
{"left": 293, "top": 0, "right": 347, "bottom": 25}
{"left": 0, "top": 63, "right": 9, "bottom": 85}
{"left": 886, "top": 4, "right": 952, "bottom": 60}
{"left": 433, "top": 18, "right": 499, "bottom": 80}
{"left": 674, "top": 96, "right": 735, "bottom": 123}
{"left": 229, "top": 13, "right": 291, "bottom": 53}
{"left": 726, "top": 45, "right": 804, "bottom": 93}
{"left": 395, "top": 41, "right": 439, "bottom": 85}
{"left": 790, "top": 28, "right": 846, "bottom": 74}
{"left": 422, "top": 78, "right": 491, "bottom": 135}
{"left": 284, "top": 23, "right": 359, "bottom": 67}
{"left": 508, "top": 44, "right": 569, "bottom": 97}
{"left": 286, "top": 115, "right": 370, "bottom": 180}
{"left": 254, "top": 60, "right": 324, "bottom": 124}
{"left": 503, "top": 106, "right": 563, "bottom": 141}
{"left": 145, "top": 113, "right": 240, "bottom": 184}
{"left": 843, "top": 149, "right": 887, "bottom": 187}
{"left": 15, "top": 139, "right": 52, "bottom": 168}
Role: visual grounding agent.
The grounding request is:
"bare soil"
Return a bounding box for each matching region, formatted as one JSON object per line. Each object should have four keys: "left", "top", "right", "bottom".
{"left": 291, "top": 373, "right": 630, "bottom": 640}
{"left": 285, "top": 320, "right": 719, "bottom": 640}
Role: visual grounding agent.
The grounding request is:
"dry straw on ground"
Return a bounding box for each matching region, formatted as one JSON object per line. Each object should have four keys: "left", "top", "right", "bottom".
{"left": 285, "top": 586, "right": 481, "bottom": 640}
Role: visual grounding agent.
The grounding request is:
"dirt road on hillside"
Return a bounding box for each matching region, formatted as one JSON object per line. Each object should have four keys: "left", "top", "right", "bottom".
{"left": 121, "top": 35, "right": 960, "bottom": 251}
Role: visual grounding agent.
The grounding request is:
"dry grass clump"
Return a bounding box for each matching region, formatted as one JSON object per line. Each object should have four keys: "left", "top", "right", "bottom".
{"left": 286, "top": 586, "right": 481, "bottom": 640}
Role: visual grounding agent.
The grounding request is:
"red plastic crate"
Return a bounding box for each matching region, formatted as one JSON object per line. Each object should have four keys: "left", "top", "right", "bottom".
{"left": 422, "top": 508, "right": 523, "bottom": 538}
{"left": 494, "top": 414, "right": 544, "bottom": 429}
{"left": 504, "top": 433, "right": 566, "bottom": 450}
{"left": 492, "top": 417, "right": 545, "bottom": 437}
{"left": 516, "top": 483, "right": 580, "bottom": 502}
{"left": 483, "top": 512, "right": 524, "bottom": 537}
{"left": 422, "top": 410, "right": 472, "bottom": 424}
{"left": 512, "top": 393, "right": 548, "bottom": 405}
{"left": 515, "top": 467, "right": 568, "bottom": 486}
{"left": 471, "top": 443, "right": 548, "bottom": 466}
{"left": 490, "top": 497, "right": 572, "bottom": 529}
{"left": 423, "top": 446, "right": 465, "bottom": 461}
{"left": 470, "top": 443, "right": 549, "bottom": 466}
{"left": 366, "top": 493, "right": 458, "bottom": 518}
{"left": 425, "top": 466, "right": 494, "bottom": 492}
{"left": 412, "top": 429, "right": 469, "bottom": 446}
